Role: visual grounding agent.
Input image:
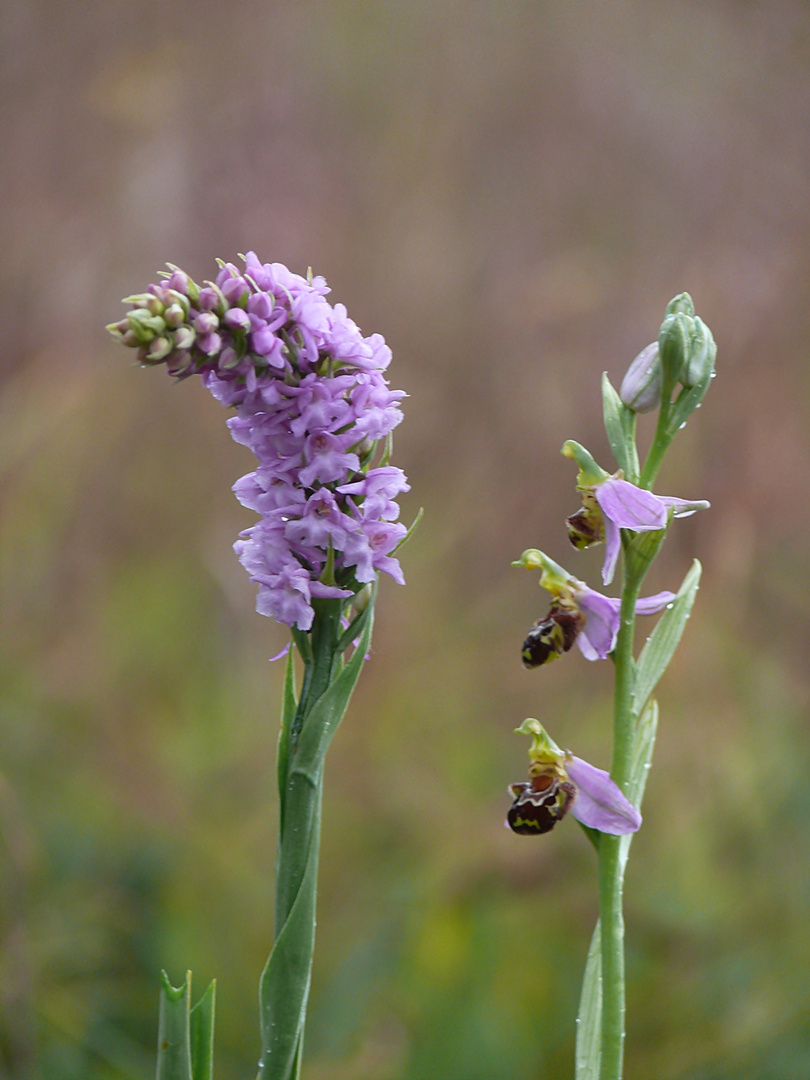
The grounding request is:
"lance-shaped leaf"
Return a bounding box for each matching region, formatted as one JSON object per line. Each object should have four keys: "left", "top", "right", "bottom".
{"left": 602, "top": 372, "right": 640, "bottom": 483}
{"left": 575, "top": 920, "right": 603, "bottom": 1080}
{"left": 189, "top": 980, "right": 216, "bottom": 1080}
{"left": 157, "top": 972, "right": 193, "bottom": 1080}
{"left": 619, "top": 698, "right": 658, "bottom": 875}
{"left": 276, "top": 648, "right": 298, "bottom": 834}
{"left": 633, "top": 559, "right": 701, "bottom": 717}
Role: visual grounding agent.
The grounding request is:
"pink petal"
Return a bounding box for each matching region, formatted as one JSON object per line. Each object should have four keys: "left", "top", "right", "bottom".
{"left": 601, "top": 514, "right": 622, "bottom": 585}
{"left": 567, "top": 757, "right": 642, "bottom": 834}
{"left": 595, "top": 478, "right": 669, "bottom": 531}
{"left": 576, "top": 587, "right": 620, "bottom": 660}
{"left": 657, "top": 496, "right": 710, "bottom": 518}
{"left": 634, "top": 591, "right": 676, "bottom": 615}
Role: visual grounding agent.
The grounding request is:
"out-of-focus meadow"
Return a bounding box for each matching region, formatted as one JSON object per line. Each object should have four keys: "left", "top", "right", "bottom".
{"left": 2, "top": 3, "right": 810, "bottom": 1077}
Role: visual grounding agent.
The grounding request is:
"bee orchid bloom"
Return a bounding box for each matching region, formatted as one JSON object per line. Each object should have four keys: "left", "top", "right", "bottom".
{"left": 594, "top": 477, "right": 709, "bottom": 586}
{"left": 507, "top": 720, "right": 641, "bottom": 836}
{"left": 562, "top": 440, "right": 709, "bottom": 585}
{"left": 516, "top": 550, "right": 675, "bottom": 665}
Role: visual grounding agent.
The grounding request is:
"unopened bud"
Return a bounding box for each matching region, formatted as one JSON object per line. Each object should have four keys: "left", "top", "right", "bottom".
{"left": 619, "top": 341, "right": 662, "bottom": 413}
{"left": 145, "top": 336, "right": 173, "bottom": 363}
{"left": 665, "top": 292, "right": 695, "bottom": 318}
{"left": 193, "top": 311, "right": 219, "bottom": 335}
{"left": 680, "top": 316, "right": 716, "bottom": 387}
{"left": 164, "top": 303, "right": 186, "bottom": 329}
{"left": 173, "top": 326, "right": 196, "bottom": 350}
{"left": 658, "top": 312, "right": 691, "bottom": 385}
{"left": 128, "top": 309, "right": 166, "bottom": 344}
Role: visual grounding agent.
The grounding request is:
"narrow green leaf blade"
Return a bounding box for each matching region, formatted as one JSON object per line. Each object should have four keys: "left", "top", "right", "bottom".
{"left": 619, "top": 697, "right": 658, "bottom": 874}
{"left": 602, "top": 372, "right": 640, "bottom": 482}
{"left": 293, "top": 598, "right": 375, "bottom": 780}
{"left": 156, "top": 971, "right": 193, "bottom": 1080}
{"left": 575, "top": 920, "right": 602, "bottom": 1080}
{"left": 633, "top": 559, "right": 701, "bottom": 717}
{"left": 277, "top": 647, "right": 298, "bottom": 825}
{"left": 189, "top": 980, "right": 216, "bottom": 1080}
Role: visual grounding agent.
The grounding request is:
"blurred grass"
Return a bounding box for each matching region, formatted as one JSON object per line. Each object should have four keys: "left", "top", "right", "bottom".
{"left": 3, "top": 2, "right": 810, "bottom": 1077}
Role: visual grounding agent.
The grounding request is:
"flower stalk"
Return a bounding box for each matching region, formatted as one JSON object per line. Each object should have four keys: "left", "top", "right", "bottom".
{"left": 259, "top": 596, "right": 374, "bottom": 1080}
{"left": 109, "top": 255, "right": 411, "bottom": 1080}
{"left": 510, "top": 293, "right": 714, "bottom": 1080}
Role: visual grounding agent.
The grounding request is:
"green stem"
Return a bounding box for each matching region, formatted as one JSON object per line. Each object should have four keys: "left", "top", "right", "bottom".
{"left": 258, "top": 600, "right": 343, "bottom": 1080}
{"left": 276, "top": 600, "right": 341, "bottom": 930}
{"left": 599, "top": 562, "right": 642, "bottom": 1080}
{"left": 638, "top": 408, "right": 672, "bottom": 490}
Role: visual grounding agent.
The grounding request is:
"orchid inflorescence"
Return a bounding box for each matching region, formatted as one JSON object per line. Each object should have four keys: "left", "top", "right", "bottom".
{"left": 108, "top": 253, "right": 410, "bottom": 631}
{"left": 506, "top": 292, "right": 713, "bottom": 844}
{"left": 505, "top": 291, "right": 715, "bottom": 1080}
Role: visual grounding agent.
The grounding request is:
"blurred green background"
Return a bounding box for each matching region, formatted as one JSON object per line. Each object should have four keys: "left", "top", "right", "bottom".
{"left": 2, "top": 2, "right": 810, "bottom": 1077}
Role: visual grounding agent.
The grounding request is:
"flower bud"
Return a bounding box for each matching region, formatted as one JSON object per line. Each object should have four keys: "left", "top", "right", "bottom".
{"left": 619, "top": 341, "right": 662, "bottom": 413}
{"left": 166, "top": 350, "right": 193, "bottom": 377}
{"left": 665, "top": 292, "right": 695, "bottom": 318}
{"left": 173, "top": 326, "right": 196, "bottom": 350}
{"left": 145, "top": 336, "right": 173, "bottom": 363}
{"left": 658, "top": 312, "right": 691, "bottom": 386}
{"left": 164, "top": 302, "right": 187, "bottom": 329}
{"left": 193, "top": 311, "right": 219, "bottom": 335}
{"left": 128, "top": 308, "right": 166, "bottom": 344}
{"left": 680, "top": 316, "right": 716, "bottom": 387}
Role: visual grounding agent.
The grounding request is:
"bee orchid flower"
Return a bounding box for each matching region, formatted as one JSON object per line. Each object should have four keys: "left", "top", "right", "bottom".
{"left": 515, "top": 550, "right": 675, "bottom": 665}
{"left": 507, "top": 719, "right": 641, "bottom": 836}
{"left": 562, "top": 440, "right": 709, "bottom": 585}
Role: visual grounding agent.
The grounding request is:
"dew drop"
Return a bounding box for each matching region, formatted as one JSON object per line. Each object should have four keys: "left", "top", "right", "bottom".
{"left": 678, "top": 422, "right": 687, "bottom": 430}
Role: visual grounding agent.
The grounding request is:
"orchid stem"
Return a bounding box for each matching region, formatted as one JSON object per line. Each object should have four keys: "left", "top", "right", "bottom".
{"left": 599, "top": 557, "right": 643, "bottom": 1080}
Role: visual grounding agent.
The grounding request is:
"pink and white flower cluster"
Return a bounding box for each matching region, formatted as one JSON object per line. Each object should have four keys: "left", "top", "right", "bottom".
{"left": 109, "top": 253, "right": 409, "bottom": 630}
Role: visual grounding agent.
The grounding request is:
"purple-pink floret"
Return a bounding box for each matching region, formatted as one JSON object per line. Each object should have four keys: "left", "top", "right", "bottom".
{"left": 118, "top": 253, "right": 409, "bottom": 630}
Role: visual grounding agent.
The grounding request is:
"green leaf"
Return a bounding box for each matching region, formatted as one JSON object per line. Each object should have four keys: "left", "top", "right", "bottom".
{"left": 156, "top": 971, "right": 193, "bottom": 1080}
{"left": 575, "top": 920, "right": 602, "bottom": 1080}
{"left": 292, "top": 599, "right": 375, "bottom": 782}
{"left": 394, "top": 505, "right": 424, "bottom": 554}
{"left": 277, "top": 648, "right": 298, "bottom": 828}
{"left": 189, "top": 980, "right": 216, "bottom": 1080}
{"left": 619, "top": 697, "right": 658, "bottom": 874}
{"left": 335, "top": 595, "right": 373, "bottom": 655}
{"left": 601, "top": 373, "right": 640, "bottom": 482}
{"left": 633, "top": 559, "right": 701, "bottom": 717}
